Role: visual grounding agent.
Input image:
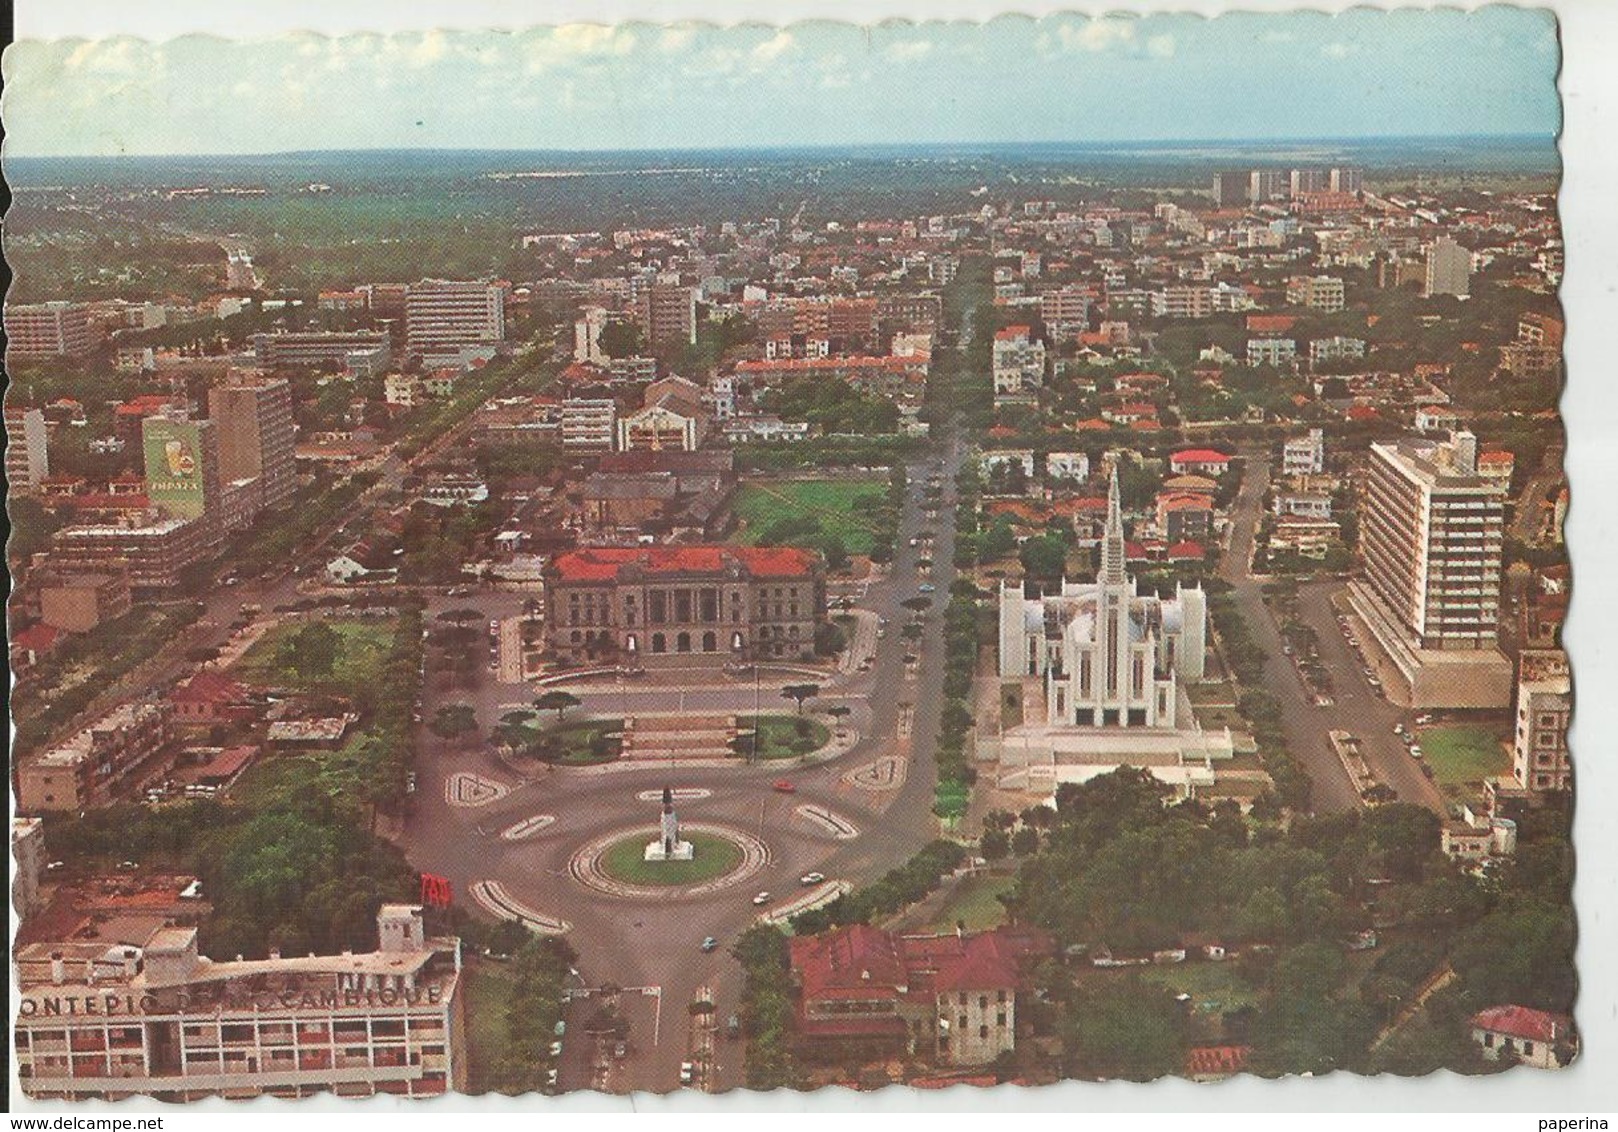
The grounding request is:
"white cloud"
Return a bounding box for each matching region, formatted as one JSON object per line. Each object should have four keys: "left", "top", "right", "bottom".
{"left": 751, "top": 31, "right": 794, "bottom": 64}
{"left": 1057, "top": 18, "right": 1137, "bottom": 53}
{"left": 659, "top": 28, "right": 696, "bottom": 53}
{"left": 522, "top": 24, "right": 637, "bottom": 74}
{"left": 407, "top": 30, "right": 447, "bottom": 67}
{"left": 1146, "top": 35, "right": 1176, "bottom": 59}
{"left": 885, "top": 40, "right": 934, "bottom": 63}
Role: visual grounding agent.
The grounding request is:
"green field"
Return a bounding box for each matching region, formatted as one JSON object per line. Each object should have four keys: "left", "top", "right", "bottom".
{"left": 919, "top": 873, "right": 1015, "bottom": 933}
{"left": 235, "top": 618, "right": 394, "bottom": 694}
{"left": 598, "top": 831, "right": 744, "bottom": 886}
{"left": 1138, "top": 961, "right": 1260, "bottom": 1037}
{"left": 733, "top": 478, "right": 888, "bottom": 555}
{"left": 732, "top": 714, "right": 831, "bottom": 760}
{"left": 1418, "top": 725, "right": 1511, "bottom": 798}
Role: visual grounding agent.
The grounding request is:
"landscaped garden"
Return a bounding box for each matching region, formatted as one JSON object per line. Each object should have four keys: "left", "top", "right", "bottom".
{"left": 732, "top": 477, "right": 889, "bottom": 556}
{"left": 730, "top": 714, "right": 830, "bottom": 760}
{"left": 235, "top": 617, "right": 395, "bottom": 694}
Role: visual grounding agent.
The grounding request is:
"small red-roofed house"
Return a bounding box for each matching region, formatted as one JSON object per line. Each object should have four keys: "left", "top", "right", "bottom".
{"left": 1345, "top": 405, "right": 1382, "bottom": 423}
{"left": 170, "top": 671, "right": 258, "bottom": 727}
{"left": 1170, "top": 449, "right": 1232, "bottom": 476}
{"left": 11, "top": 623, "right": 62, "bottom": 675}
{"left": 1166, "top": 540, "right": 1206, "bottom": 562}
{"left": 1185, "top": 1045, "right": 1252, "bottom": 1081}
{"left": 1470, "top": 1005, "right": 1576, "bottom": 1069}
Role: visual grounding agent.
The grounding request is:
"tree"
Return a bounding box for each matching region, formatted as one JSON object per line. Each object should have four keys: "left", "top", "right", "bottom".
{"left": 826, "top": 705, "right": 852, "bottom": 730}
{"left": 430, "top": 704, "right": 478, "bottom": 744}
{"left": 1019, "top": 534, "right": 1069, "bottom": 581}
{"left": 596, "top": 320, "right": 644, "bottom": 360}
{"left": 980, "top": 519, "right": 1018, "bottom": 561}
{"left": 814, "top": 620, "right": 847, "bottom": 657}
{"left": 1062, "top": 976, "right": 1184, "bottom": 1081}
{"left": 901, "top": 596, "right": 934, "bottom": 616}
{"left": 981, "top": 828, "right": 1011, "bottom": 861}
{"left": 1011, "top": 826, "right": 1041, "bottom": 856}
{"left": 780, "top": 683, "right": 821, "bottom": 715}
{"left": 280, "top": 622, "right": 340, "bottom": 680}
{"left": 533, "top": 690, "right": 582, "bottom": 725}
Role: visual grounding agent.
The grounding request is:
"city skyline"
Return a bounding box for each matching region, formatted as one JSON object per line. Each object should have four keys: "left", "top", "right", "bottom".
{"left": 2, "top": 9, "right": 1560, "bottom": 157}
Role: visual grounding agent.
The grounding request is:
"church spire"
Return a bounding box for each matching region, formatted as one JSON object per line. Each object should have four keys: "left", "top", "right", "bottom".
{"left": 1100, "top": 462, "right": 1127, "bottom": 585}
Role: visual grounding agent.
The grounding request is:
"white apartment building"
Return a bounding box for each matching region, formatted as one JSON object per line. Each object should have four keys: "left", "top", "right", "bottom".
{"left": 560, "top": 398, "right": 618, "bottom": 452}
{"left": 1425, "top": 237, "right": 1473, "bottom": 299}
{"left": 5, "top": 406, "right": 51, "bottom": 494}
{"left": 1513, "top": 650, "right": 1572, "bottom": 794}
{"left": 1285, "top": 275, "right": 1346, "bottom": 313}
{"left": 1247, "top": 338, "right": 1298, "bottom": 368}
{"left": 991, "top": 326, "right": 1045, "bottom": 403}
{"left": 405, "top": 279, "right": 506, "bottom": 360}
{"left": 1283, "top": 428, "right": 1325, "bottom": 476}
{"left": 1309, "top": 336, "right": 1366, "bottom": 364}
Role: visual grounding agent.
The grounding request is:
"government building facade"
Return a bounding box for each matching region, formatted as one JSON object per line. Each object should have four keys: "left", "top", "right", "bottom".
{"left": 543, "top": 545, "right": 826, "bottom": 664}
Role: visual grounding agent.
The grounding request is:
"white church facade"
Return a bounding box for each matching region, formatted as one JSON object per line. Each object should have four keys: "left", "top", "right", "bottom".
{"left": 987, "top": 470, "right": 1234, "bottom": 801}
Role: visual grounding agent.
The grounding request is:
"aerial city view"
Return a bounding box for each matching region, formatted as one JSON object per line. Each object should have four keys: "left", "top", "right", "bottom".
{"left": 5, "top": 10, "right": 1576, "bottom": 1104}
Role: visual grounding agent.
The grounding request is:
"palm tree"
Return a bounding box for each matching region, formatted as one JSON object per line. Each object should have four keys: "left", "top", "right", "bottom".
{"left": 780, "top": 683, "right": 820, "bottom": 715}
{"left": 534, "top": 690, "right": 582, "bottom": 725}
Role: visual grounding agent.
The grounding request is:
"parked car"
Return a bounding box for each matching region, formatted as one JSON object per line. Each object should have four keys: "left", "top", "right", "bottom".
{"left": 701, "top": 936, "right": 719, "bottom": 953}
{"left": 752, "top": 891, "right": 771, "bottom": 906}
{"left": 800, "top": 872, "right": 826, "bottom": 886}
{"left": 679, "top": 1062, "right": 694, "bottom": 1085}
{"left": 772, "top": 780, "right": 796, "bottom": 793}
{"left": 1409, "top": 745, "right": 1423, "bottom": 759}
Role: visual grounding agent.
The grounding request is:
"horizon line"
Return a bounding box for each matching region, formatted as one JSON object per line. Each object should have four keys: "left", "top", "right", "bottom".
{"left": 2, "top": 132, "right": 1563, "bottom": 164}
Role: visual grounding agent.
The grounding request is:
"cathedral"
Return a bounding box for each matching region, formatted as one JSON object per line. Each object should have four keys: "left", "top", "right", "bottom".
{"left": 998, "top": 469, "right": 1207, "bottom": 728}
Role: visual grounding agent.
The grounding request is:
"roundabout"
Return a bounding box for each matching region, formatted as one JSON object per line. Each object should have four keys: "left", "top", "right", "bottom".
{"left": 569, "top": 821, "right": 770, "bottom": 901}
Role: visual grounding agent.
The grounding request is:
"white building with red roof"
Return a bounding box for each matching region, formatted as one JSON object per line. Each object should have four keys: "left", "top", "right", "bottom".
{"left": 1469, "top": 1004, "right": 1575, "bottom": 1069}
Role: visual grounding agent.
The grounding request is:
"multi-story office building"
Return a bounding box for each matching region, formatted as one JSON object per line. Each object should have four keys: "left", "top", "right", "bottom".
{"left": 208, "top": 375, "right": 297, "bottom": 510}
{"left": 1349, "top": 431, "right": 1512, "bottom": 707}
{"left": 543, "top": 545, "right": 826, "bottom": 663}
{"left": 1158, "top": 286, "right": 1213, "bottom": 320}
{"left": 1513, "top": 649, "right": 1572, "bottom": 794}
{"left": 252, "top": 331, "right": 390, "bottom": 371}
{"left": 14, "top": 905, "right": 466, "bottom": 1100}
{"left": 637, "top": 282, "right": 698, "bottom": 348}
{"left": 5, "top": 301, "right": 94, "bottom": 360}
{"left": 49, "top": 514, "right": 206, "bottom": 595}
{"left": 405, "top": 279, "right": 506, "bottom": 360}
{"left": 5, "top": 406, "right": 51, "bottom": 494}
{"left": 1361, "top": 432, "right": 1504, "bottom": 649}
{"left": 1424, "top": 237, "right": 1473, "bottom": 298}
{"left": 1213, "top": 171, "right": 1250, "bottom": 208}
{"left": 16, "top": 700, "right": 175, "bottom": 812}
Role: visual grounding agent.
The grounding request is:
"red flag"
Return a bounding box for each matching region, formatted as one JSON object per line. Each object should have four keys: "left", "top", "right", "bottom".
{"left": 419, "top": 873, "right": 453, "bottom": 908}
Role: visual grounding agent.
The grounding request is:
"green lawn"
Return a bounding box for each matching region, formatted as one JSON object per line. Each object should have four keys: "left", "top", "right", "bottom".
{"left": 1418, "top": 725, "right": 1511, "bottom": 797}
{"left": 920, "top": 874, "right": 1015, "bottom": 933}
{"left": 1139, "top": 961, "right": 1260, "bottom": 1019}
{"left": 548, "top": 719, "right": 623, "bottom": 764}
{"left": 230, "top": 733, "right": 379, "bottom": 806}
{"left": 733, "top": 478, "right": 888, "bottom": 555}
{"left": 598, "top": 831, "right": 744, "bottom": 886}
{"left": 731, "top": 714, "right": 830, "bottom": 760}
{"left": 1186, "top": 681, "right": 1238, "bottom": 705}
{"left": 234, "top": 618, "right": 394, "bottom": 694}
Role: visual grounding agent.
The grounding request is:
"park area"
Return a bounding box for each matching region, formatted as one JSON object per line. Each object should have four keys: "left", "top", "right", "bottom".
{"left": 731, "top": 714, "right": 831, "bottom": 760}
{"left": 732, "top": 477, "right": 888, "bottom": 556}
{"left": 234, "top": 617, "right": 395, "bottom": 695}
{"left": 598, "top": 831, "right": 744, "bottom": 886}
{"left": 1417, "top": 725, "right": 1512, "bottom": 800}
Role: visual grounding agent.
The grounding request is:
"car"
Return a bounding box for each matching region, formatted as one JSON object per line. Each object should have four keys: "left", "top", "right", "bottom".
{"left": 700, "top": 936, "right": 719, "bottom": 953}
{"left": 1394, "top": 723, "right": 1406, "bottom": 736}
{"left": 614, "top": 1040, "right": 628, "bottom": 1059}
{"left": 545, "top": 1068, "right": 559, "bottom": 1089}
{"left": 1415, "top": 714, "right": 1434, "bottom": 725}
{"left": 918, "top": 583, "right": 936, "bottom": 593}
{"left": 549, "top": 1040, "right": 563, "bottom": 1057}
{"left": 772, "top": 780, "right": 796, "bottom": 793}
{"left": 679, "top": 1061, "right": 695, "bottom": 1085}
{"left": 800, "top": 872, "right": 826, "bottom": 886}
{"left": 1409, "top": 745, "right": 1423, "bottom": 759}
{"left": 752, "top": 891, "right": 771, "bottom": 906}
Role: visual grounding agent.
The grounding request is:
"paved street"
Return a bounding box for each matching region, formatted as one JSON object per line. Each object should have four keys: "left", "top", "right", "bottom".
{"left": 403, "top": 429, "right": 970, "bottom": 1093}
{"left": 1220, "top": 452, "right": 1446, "bottom": 816}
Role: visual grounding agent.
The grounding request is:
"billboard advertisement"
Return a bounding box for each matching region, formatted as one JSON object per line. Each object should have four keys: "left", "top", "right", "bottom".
{"left": 142, "top": 418, "right": 210, "bottom": 519}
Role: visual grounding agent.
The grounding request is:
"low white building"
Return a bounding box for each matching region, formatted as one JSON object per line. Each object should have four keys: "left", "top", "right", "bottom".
{"left": 1283, "top": 428, "right": 1325, "bottom": 476}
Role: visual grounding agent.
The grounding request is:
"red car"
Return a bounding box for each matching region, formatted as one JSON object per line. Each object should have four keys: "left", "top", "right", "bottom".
{"left": 772, "top": 780, "right": 796, "bottom": 794}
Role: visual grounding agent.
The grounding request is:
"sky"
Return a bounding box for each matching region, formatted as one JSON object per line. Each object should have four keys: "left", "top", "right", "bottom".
{"left": 0, "top": 8, "right": 1561, "bottom": 156}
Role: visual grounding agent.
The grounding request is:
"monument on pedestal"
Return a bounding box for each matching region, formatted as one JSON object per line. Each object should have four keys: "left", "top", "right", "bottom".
{"left": 644, "top": 785, "right": 694, "bottom": 861}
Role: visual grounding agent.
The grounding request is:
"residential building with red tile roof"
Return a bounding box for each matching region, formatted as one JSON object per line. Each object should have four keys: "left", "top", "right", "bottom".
{"left": 789, "top": 924, "right": 1053, "bottom": 1066}
{"left": 1469, "top": 1005, "right": 1575, "bottom": 1069}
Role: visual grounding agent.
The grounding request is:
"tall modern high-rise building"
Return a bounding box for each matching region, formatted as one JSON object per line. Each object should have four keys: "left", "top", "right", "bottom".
{"left": 5, "top": 406, "right": 50, "bottom": 494}
{"left": 1424, "top": 237, "right": 1473, "bottom": 298}
{"left": 208, "top": 374, "right": 297, "bottom": 510}
{"left": 4, "top": 301, "right": 93, "bottom": 361}
{"left": 1213, "top": 171, "right": 1249, "bottom": 207}
{"left": 404, "top": 279, "right": 506, "bottom": 360}
{"left": 1349, "top": 431, "right": 1512, "bottom": 707}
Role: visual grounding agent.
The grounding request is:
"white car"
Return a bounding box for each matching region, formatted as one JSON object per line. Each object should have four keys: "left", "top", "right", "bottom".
{"left": 800, "top": 872, "right": 826, "bottom": 886}
{"left": 679, "top": 1061, "right": 695, "bottom": 1084}
{"left": 752, "top": 891, "right": 771, "bottom": 906}
{"left": 1409, "top": 745, "right": 1424, "bottom": 759}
